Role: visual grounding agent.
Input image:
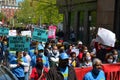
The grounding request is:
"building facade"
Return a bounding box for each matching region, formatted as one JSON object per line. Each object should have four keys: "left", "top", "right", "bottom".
{"left": 56, "top": 0, "right": 119, "bottom": 45}
{"left": 0, "top": 0, "right": 16, "bottom": 6}
{"left": 0, "top": 0, "right": 18, "bottom": 20}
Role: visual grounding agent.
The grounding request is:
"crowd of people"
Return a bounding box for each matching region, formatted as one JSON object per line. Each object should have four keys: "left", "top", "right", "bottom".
{"left": 0, "top": 26, "right": 119, "bottom": 80}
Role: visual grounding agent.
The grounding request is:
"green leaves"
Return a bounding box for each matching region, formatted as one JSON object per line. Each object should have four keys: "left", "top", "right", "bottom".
{"left": 16, "top": 0, "right": 63, "bottom": 25}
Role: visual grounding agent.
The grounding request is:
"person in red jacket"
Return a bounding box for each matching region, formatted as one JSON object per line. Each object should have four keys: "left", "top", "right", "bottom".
{"left": 77, "top": 45, "right": 88, "bottom": 62}
{"left": 30, "top": 58, "right": 48, "bottom": 80}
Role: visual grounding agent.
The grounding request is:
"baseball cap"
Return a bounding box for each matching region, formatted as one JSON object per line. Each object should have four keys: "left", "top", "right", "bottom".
{"left": 78, "top": 41, "right": 83, "bottom": 44}
{"left": 59, "top": 53, "right": 69, "bottom": 60}
{"left": 38, "top": 45, "right": 44, "bottom": 50}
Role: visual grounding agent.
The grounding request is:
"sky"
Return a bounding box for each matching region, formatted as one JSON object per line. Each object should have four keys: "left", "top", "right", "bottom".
{"left": 16, "top": 0, "right": 23, "bottom": 6}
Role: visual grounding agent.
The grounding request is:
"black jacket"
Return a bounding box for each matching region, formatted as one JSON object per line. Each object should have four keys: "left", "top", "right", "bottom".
{"left": 47, "top": 66, "right": 77, "bottom": 80}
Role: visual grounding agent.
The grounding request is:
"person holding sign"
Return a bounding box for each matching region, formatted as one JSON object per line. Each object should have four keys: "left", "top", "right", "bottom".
{"left": 9, "top": 51, "right": 29, "bottom": 80}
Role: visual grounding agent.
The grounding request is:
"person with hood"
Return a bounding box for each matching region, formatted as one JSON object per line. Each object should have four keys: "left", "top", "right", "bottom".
{"left": 47, "top": 52, "right": 77, "bottom": 80}
{"left": 83, "top": 58, "right": 105, "bottom": 80}
{"left": 30, "top": 57, "right": 48, "bottom": 80}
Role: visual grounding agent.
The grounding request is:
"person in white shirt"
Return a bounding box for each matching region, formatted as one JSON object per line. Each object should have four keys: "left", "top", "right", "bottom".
{"left": 23, "top": 51, "right": 31, "bottom": 80}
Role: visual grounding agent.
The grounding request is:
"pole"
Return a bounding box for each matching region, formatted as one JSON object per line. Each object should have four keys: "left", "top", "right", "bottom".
{"left": 13, "top": 18, "right": 14, "bottom": 27}
{"left": 40, "top": 16, "right": 42, "bottom": 27}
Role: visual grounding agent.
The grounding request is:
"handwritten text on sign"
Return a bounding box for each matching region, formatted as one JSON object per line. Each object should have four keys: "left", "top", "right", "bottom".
{"left": 48, "top": 26, "right": 56, "bottom": 39}
{"left": 32, "top": 28, "right": 48, "bottom": 42}
{"left": 9, "top": 36, "right": 30, "bottom": 51}
{"left": 0, "top": 27, "right": 9, "bottom": 36}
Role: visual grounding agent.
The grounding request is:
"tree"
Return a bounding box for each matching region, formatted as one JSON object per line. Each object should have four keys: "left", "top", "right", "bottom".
{"left": 16, "top": 0, "right": 63, "bottom": 25}
{"left": 35, "top": 0, "right": 63, "bottom": 24}
{"left": 0, "top": 13, "right": 6, "bottom": 21}
{"left": 16, "top": 0, "right": 34, "bottom": 24}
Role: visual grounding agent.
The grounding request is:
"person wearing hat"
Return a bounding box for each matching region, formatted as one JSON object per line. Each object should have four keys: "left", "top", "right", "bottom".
{"left": 47, "top": 52, "right": 77, "bottom": 80}
{"left": 31, "top": 45, "right": 49, "bottom": 69}
{"left": 77, "top": 41, "right": 83, "bottom": 51}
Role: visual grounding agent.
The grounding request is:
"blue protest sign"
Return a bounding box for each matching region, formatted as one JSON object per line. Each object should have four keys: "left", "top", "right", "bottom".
{"left": 32, "top": 28, "right": 48, "bottom": 42}
{"left": 0, "top": 27, "right": 9, "bottom": 36}
{"left": 9, "top": 36, "right": 30, "bottom": 51}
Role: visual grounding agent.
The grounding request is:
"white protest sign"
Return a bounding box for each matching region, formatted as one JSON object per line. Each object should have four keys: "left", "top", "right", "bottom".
{"left": 21, "top": 31, "right": 31, "bottom": 37}
{"left": 9, "top": 30, "right": 17, "bottom": 36}
{"left": 96, "top": 28, "right": 116, "bottom": 47}
{"left": 71, "top": 49, "right": 79, "bottom": 56}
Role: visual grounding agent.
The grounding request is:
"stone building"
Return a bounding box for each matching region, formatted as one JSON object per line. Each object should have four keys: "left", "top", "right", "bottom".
{"left": 1, "top": 0, "right": 16, "bottom": 6}
{"left": 56, "top": 0, "right": 119, "bottom": 45}
{"left": 0, "top": 0, "right": 18, "bottom": 19}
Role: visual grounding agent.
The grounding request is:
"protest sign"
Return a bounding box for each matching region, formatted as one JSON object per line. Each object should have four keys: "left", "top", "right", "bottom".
{"left": 32, "top": 28, "right": 48, "bottom": 42}
{"left": 9, "top": 36, "right": 30, "bottom": 51}
{"left": 0, "top": 27, "right": 9, "bottom": 36}
{"left": 96, "top": 28, "right": 116, "bottom": 47}
{"left": 9, "top": 30, "right": 17, "bottom": 36}
{"left": 48, "top": 26, "right": 57, "bottom": 39}
{"left": 71, "top": 49, "right": 79, "bottom": 56}
{"left": 21, "top": 31, "right": 31, "bottom": 37}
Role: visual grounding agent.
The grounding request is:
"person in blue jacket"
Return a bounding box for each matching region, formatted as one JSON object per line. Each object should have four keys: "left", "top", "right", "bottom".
{"left": 83, "top": 58, "right": 105, "bottom": 80}
{"left": 28, "top": 41, "right": 37, "bottom": 58}
{"left": 9, "top": 51, "right": 29, "bottom": 80}
{"left": 31, "top": 44, "right": 49, "bottom": 68}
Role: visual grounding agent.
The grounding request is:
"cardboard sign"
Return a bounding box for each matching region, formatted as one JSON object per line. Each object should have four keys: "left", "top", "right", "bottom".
{"left": 96, "top": 28, "right": 116, "bottom": 47}
{"left": 0, "top": 27, "right": 9, "bottom": 36}
{"left": 71, "top": 49, "right": 79, "bottom": 56}
{"left": 9, "top": 30, "right": 17, "bottom": 36}
{"left": 48, "top": 26, "right": 56, "bottom": 39}
{"left": 9, "top": 36, "right": 30, "bottom": 51}
{"left": 21, "top": 31, "right": 31, "bottom": 37}
{"left": 32, "top": 28, "right": 48, "bottom": 42}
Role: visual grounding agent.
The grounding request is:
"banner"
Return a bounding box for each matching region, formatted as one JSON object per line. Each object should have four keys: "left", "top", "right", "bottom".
{"left": 0, "top": 27, "right": 9, "bottom": 36}
{"left": 75, "top": 67, "right": 92, "bottom": 80}
{"left": 9, "top": 36, "right": 30, "bottom": 51}
{"left": 32, "top": 28, "right": 48, "bottom": 42}
{"left": 21, "top": 31, "right": 31, "bottom": 37}
{"left": 48, "top": 26, "right": 57, "bottom": 39}
{"left": 9, "top": 30, "right": 17, "bottom": 36}
{"left": 96, "top": 28, "right": 116, "bottom": 47}
{"left": 75, "top": 63, "right": 120, "bottom": 80}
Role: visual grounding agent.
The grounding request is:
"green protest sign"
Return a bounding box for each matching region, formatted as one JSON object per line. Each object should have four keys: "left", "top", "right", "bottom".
{"left": 0, "top": 27, "right": 9, "bottom": 36}
{"left": 9, "top": 36, "right": 30, "bottom": 51}
{"left": 32, "top": 28, "right": 48, "bottom": 42}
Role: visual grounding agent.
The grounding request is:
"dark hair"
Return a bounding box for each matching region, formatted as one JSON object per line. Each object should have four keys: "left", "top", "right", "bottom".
{"left": 16, "top": 51, "right": 19, "bottom": 57}
{"left": 70, "top": 52, "right": 76, "bottom": 57}
{"left": 106, "top": 53, "right": 113, "bottom": 59}
{"left": 111, "top": 49, "right": 118, "bottom": 54}
{"left": 36, "top": 62, "right": 43, "bottom": 77}
{"left": 105, "top": 53, "right": 113, "bottom": 63}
